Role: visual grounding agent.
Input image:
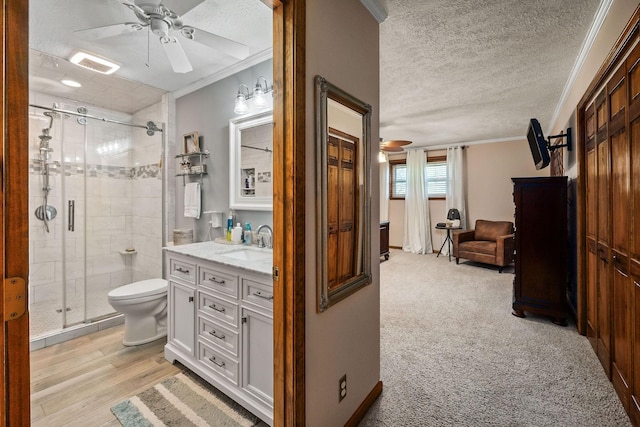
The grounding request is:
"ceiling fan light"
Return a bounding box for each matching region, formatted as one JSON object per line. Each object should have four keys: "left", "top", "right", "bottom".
{"left": 234, "top": 93, "right": 249, "bottom": 115}
{"left": 69, "top": 51, "right": 119, "bottom": 75}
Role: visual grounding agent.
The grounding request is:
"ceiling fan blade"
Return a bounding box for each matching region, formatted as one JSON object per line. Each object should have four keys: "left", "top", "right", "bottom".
{"left": 161, "top": 37, "right": 193, "bottom": 73}
{"left": 182, "top": 27, "right": 250, "bottom": 60}
{"left": 382, "top": 140, "right": 412, "bottom": 147}
{"left": 162, "top": 0, "right": 205, "bottom": 16}
{"left": 381, "top": 146, "right": 404, "bottom": 152}
{"left": 74, "top": 23, "right": 146, "bottom": 40}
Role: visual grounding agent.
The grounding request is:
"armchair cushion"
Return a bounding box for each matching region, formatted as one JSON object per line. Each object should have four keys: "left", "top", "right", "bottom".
{"left": 474, "top": 219, "right": 513, "bottom": 241}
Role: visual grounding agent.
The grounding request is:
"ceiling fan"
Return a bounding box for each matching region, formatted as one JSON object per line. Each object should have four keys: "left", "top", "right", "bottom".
{"left": 380, "top": 140, "right": 412, "bottom": 152}
{"left": 74, "top": 0, "right": 250, "bottom": 74}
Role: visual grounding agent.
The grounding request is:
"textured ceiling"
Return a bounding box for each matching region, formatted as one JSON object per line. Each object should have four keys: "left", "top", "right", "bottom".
{"left": 379, "top": 0, "right": 602, "bottom": 147}
{"left": 29, "top": 0, "right": 603, "bottom": 147}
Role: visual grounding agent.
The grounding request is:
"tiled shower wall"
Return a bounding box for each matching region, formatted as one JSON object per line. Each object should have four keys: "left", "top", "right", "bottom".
{"left": 29, "top": 92, "right": 163, "bottom": 336}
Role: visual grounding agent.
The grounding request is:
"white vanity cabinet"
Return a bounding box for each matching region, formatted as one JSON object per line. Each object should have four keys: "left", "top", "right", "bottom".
{"left": 164, "top": 249, "right": 273, "bottom": 426}
{"left": 168, "top": 257, "right": 196, "bottom": 356}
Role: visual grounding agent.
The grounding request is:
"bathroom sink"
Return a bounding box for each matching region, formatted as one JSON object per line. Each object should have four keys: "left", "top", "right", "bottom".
{"left": 221, "top": 249, "right": 272, "bottom": 262}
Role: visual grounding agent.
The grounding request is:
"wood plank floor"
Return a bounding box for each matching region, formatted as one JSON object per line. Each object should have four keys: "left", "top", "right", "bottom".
{"left": 30, "top": 324, "right": 181, "bottom": 426}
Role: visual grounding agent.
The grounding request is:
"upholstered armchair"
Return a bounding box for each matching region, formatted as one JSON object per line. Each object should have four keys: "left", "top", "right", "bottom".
{"left": 452, "top": 219, "right": 515, "bottom": 273}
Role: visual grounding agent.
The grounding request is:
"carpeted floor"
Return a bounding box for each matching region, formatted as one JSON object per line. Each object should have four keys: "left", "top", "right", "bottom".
{"left": 111, "top": 371, "right": 266, "bottom": 426}
{"left": 359, "top": 249, "right": 631, "bottom": 426}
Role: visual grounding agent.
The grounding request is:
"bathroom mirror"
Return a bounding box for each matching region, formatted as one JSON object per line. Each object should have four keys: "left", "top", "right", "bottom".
{"left": 315, "top": 75, "right": 372, "bottom": 312}
{"left": 229, "top": 111, "right": 273, "bottom": 211}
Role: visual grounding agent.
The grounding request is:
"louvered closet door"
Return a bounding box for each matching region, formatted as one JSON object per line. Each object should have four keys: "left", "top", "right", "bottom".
{"left": 586, "top": 103, "right": 598, "bottom": 350}
{"left": 627, "top": 40, "right": 640, "bottom": 423}
{"left": 609, "top": 63, "right": 632, "bottom": 410}
{"left": 596, "top": 90, "right": 613, "bottom": 377}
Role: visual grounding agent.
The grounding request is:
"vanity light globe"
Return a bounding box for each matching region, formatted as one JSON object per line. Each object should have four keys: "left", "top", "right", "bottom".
{"left": 253, "top": 85, "right": 267, "bottom": 109}
{"left": 234, "top": 94, "right": 249, "bottom": 115}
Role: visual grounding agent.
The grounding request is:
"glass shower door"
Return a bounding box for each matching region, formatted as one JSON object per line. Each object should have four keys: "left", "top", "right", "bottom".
{"left": 83, "top": 115, "right": 133, "bottom": 321}
{"left": 61, "top": 109, "right": 87, "bottom": 327}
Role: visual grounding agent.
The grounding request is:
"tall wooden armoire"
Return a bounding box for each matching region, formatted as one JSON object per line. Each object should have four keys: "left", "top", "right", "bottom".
{"left": 511, "top": 176, "right": 568, "bottom": 325}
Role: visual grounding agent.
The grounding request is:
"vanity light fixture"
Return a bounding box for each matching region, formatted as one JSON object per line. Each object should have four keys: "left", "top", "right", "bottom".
{"left": 253, "top": 76, "right": 271, "bottom": 108}
{"left": 234, "top": 84, "right": 250, "bottom": 115}
{"left": 69, "top": 51, "right": 120, "bottom": 75}
{"left": 61, "top": 79, "right": 82, "bottom": 88}
{"left": 233, "top": 76, "right": 273, "bottom": 114}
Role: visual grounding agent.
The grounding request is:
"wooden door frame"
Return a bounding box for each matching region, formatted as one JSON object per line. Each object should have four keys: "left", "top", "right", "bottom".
{"left": 4, "top": 0, "right": 307, "bottom": 424}
{"left": 272, "top": 0, "right": 306, "bottom": 425}
{"left": 2, "top": 0, "right": 31, "bottom": 424}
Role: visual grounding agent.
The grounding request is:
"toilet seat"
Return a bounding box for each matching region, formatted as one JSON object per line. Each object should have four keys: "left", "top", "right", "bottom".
{"left": 108, "top": 278, "right": 168, "bottom": 302}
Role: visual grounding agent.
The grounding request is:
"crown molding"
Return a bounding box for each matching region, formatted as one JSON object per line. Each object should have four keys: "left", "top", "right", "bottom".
{"left": 547, "top": 0, "right": 614, "bottom": 133}
{"left": 172, "top": 48, "right": 273, "bottom": 99}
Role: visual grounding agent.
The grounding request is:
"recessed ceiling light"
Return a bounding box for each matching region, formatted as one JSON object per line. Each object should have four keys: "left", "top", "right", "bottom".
{"left": 69, "top": 51, "right": 120, "bottom": 75}
{"left": 61, "top": 79, "right": 82, "bottom": 88}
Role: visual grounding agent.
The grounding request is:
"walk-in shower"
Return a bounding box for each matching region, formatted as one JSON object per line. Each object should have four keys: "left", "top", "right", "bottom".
{"left": 28, "top": 99, "right": 165, "bottom": 345}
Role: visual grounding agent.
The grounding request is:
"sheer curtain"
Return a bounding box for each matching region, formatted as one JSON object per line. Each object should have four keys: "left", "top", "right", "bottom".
{"left": 446, "top": 146, "right": 467, "bottom": 230}
{"left": 403, "top": 149, "right": 432, "bottom": 254}
{"left": 379, "top": 153, "right": 389, "bottom": 221}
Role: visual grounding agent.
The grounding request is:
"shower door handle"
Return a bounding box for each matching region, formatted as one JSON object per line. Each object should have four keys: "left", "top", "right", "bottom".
{"left": 68, "top": 200, "right": 75, "bottom": 231}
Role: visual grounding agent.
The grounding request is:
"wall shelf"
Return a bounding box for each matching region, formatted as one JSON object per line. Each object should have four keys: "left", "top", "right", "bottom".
{"left": 176, "top": 150, "right": 209, "bottom": 186}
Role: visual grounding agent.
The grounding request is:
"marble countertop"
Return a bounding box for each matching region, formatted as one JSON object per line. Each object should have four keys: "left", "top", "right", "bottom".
{"left": 164, "top": 241, "right": 272, "bottom": 276}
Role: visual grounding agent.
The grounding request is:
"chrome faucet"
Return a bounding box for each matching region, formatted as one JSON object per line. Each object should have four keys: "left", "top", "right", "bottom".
{"left": 256, "top": 224, "right": 273, "bottom": 249}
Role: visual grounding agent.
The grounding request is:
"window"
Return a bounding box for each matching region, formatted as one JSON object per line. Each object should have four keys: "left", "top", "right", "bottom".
{"left": 426, "top": 158, "right": 447, "bottom": 197}
{"left": 390, "top": 160, "right": 407, "bottom": 198}
{"left": 389, "top": 156, "right": 447, "bottom": 199}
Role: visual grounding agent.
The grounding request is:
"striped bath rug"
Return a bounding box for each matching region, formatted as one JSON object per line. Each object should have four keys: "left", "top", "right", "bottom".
{"left": 111, "top": 371, "right": 263, "bottom": 426}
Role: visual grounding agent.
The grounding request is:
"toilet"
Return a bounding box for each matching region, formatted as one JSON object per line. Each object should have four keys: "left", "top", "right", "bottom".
{"left": 107, "top": 278, "right": 168, "bottom": 346}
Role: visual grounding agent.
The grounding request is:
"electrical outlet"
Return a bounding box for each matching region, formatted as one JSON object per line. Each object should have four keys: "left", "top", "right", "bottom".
{"left": 338, "top": 374, "right": 347, "bottom": 402}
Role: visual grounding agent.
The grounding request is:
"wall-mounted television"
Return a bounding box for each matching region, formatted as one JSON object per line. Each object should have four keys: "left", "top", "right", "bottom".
{"left": 527, "top": 118, "right": 550, "bottom": 170}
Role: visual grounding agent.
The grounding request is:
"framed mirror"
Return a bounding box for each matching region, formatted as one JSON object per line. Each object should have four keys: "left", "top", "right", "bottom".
{"left": 229, "top": 111, "right": 273, "bottom": 211}
{"left": 315, "top": 75, "right": 372, "bottom": 312}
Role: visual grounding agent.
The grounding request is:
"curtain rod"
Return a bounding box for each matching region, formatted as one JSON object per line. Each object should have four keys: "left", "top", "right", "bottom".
{"left": 30, "top": 103, "right": 163, "bottom": 135}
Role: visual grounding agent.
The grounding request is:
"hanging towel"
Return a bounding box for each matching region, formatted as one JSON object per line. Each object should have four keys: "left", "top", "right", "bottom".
{"left": 184, "top": 182, "right": 201, "bottom": 219}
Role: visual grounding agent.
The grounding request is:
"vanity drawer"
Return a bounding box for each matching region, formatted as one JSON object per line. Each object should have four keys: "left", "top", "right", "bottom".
{"left": 199, "top": 340, "right": 239, "bottom": 385}
{"left": 198, "top": 290, "right": 238, "bottom": 327}
{"left": 242, "top": 277, "right": 274, "bottom": 311}
{"left": 169, "top": 258, "right": 196, "bottom": 284}
{"left": 198, "top": 316, "right": 238, "bottom": 357}
{"left": 199, "top": 266, "right": 238, "bottom": 298}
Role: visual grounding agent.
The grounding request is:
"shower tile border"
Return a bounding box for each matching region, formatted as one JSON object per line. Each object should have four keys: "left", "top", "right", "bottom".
{"left": 29, "top": 161, "right": 161, "bottom": 179}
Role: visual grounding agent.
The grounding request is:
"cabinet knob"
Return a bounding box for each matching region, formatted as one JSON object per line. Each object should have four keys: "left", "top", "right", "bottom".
{"left": 188, "top": 296, "right": 194, "bottom": 302}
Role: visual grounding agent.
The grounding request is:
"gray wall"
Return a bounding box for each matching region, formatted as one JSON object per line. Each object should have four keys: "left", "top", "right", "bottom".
{"left": 174, "top": 60, "right": 273, "bottom": 242}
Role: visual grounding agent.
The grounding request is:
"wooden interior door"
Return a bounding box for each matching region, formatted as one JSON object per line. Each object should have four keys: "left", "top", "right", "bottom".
{"left": 2, "top": 0, "right": 31, "bottom": 424}
{"left": 578, "top": 7, "right": 640, "bottom": 423}
{"left": 327, "top": 129, "right": 359, "bottom": 291}
{"left": 609, "top": 64, "right": 632, "bottom": 409}
{"left": 596, "top": 91, "right": 613, "bottom": 377}
{"left": 627, "top": 39, "right": 640, "bottom": 423}
{"left": 586, "top": 104, "right": 598, "bottom": 348}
